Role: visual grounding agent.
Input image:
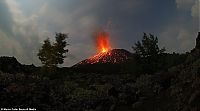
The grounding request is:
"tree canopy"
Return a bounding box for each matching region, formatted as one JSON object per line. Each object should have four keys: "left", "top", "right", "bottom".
{"left": 132, "top": 33, "right": 165, "bottom": 58}
{"left": 38, "top": 33, "right": 69, "bottom": 67}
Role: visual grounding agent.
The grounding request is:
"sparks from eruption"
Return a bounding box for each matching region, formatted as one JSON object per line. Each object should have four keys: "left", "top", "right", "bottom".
{"left": 75, "top": 29, "right": 112, "bottom": 65}
{"left": 74, "top": 30, "right": 133, "bottom": 66}
{"left": 95, "top": 30, "right": 111, "bottom": 53}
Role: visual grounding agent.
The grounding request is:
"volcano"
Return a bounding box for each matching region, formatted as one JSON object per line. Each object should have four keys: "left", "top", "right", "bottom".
{"left": 74, "top": 49, "right": 133, "bottom": 66}
{"left": 72, "top": 29, "right": 135, "bottom": 73}
{"left": 72, "top": 49, "right": 135, "bottom": 73}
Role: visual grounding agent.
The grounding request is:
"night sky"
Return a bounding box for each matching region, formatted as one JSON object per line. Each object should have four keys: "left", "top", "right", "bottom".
{"left": 0, "top": 0, "right": 199, "bottom": 66}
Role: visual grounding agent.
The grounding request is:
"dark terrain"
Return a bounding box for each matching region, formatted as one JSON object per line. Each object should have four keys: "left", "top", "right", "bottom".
{"left": 0, "top": 33, "right": 200, "bottom": 111}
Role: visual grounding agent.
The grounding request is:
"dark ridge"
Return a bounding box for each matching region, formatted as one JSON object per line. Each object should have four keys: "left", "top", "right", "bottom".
{"left": 0, "top": 56, "right": 37, "bottom": 74}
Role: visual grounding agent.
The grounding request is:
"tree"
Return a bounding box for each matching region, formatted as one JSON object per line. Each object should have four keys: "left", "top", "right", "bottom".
{"left": 38, "top": 33, "right": 68, "bottom": 67}
{"left": 132, "top": 33, "right": 165, "bottom": 58}
{"left": 38, "top": 38, "right": 55, "bottom": 67}
{"left": 54, "top": 33, "right": 69, "bottom": 65}
{"left": 132, "top": 33, "right": 166, "bottom": 74}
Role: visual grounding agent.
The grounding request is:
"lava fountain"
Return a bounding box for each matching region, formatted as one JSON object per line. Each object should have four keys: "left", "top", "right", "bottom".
{"left": 73, "top": 30, "right": 134, "bottom": 67}
{"left": 95, "top": 30, "right": 111, "bottom": 53}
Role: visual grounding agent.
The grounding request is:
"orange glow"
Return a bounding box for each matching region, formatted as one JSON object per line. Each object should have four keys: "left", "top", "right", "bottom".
{"left": 96, "top": 30, "right": 111, "bottom": 53}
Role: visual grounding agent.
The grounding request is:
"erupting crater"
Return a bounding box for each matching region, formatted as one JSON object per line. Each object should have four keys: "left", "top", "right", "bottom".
{"left": 72, "top": 29, "right": 134, "bottom": 69}
{"left": 95, "top": 29, "right": 111, "bottom": 53}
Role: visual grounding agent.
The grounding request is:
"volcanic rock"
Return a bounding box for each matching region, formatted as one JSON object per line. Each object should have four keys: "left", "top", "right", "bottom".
{"left": 0, "top": 56, "right": 22, "bottom": 73}
{"left": 73, "top": 49, "right": 134, "bottom": 66}
{"left": 188, "top": 91, "right": 200, "bottom": 107}
{"left": 72, "top": 49, "right": 135, "bottom": 73}
{"left": 0, "top": 56, "right": 36, "bottom": 74}
{"left": 195, "top": 32, "right": 200, "bottom": 49}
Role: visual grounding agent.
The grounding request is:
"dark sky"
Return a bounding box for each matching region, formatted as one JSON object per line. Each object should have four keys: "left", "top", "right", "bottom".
{"left": 0, "top": 0, "right": 199, "bottom": 66}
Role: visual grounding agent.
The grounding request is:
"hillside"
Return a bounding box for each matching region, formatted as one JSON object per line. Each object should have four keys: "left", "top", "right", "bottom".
{"left": 0, "top": 56, "right": 37, "bottom": 74}
{"left": 74, "top": 49, "right": 134, "bottom": 66}
{"left": 72, "top": 49, "right": 135, "bottom": 73}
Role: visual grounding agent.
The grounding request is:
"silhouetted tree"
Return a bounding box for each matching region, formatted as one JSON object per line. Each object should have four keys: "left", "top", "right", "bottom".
{"left": 132, "top": 33, "right": 165, "bottom": 58}
{"left": 54, "top": 33, "right": 69, "bottom": 65}
{"left": 38, "top": 33, "right": 68, "bottom": 67}
{"left": 132, "top": 33, "right": 166, "bottom": 74}
{"left": 38, "top": 38, "right": 55, "bottom": 67}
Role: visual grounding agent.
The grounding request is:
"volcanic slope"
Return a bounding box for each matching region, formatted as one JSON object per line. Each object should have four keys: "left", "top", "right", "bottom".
{"left": 72, "top": 49, "right": 135, "bottom": 73}
{"left": 74, "top": 49, "right": 134, "bottom": 66}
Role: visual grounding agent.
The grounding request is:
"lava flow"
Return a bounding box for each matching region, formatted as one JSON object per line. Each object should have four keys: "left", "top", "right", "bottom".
{"left": 95, "top": 30, "right": 111, "bottom": 53}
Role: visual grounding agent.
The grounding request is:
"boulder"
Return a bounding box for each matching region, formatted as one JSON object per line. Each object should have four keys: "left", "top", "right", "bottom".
{"left": 0, "top": 56, "right": 22, "bottom": 73}
{"left": 195, "top": 32, "right": 200, "bottom": 49}
{"left": 132, "top": 101, "right": 143, "bottom": 109}
{"left": 188, "top": 91, "right": 200, "bottom": 107}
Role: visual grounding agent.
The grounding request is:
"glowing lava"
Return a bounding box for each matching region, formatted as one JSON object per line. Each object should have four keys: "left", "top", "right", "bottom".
{"left": 96, "top": 30, "right": 111, "bottom": 53}
{"left": 73, "top": 29, "right": 114, "bottom": 66}
{"left": 73, "top": 49, "right": 134, "bottom": 67}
